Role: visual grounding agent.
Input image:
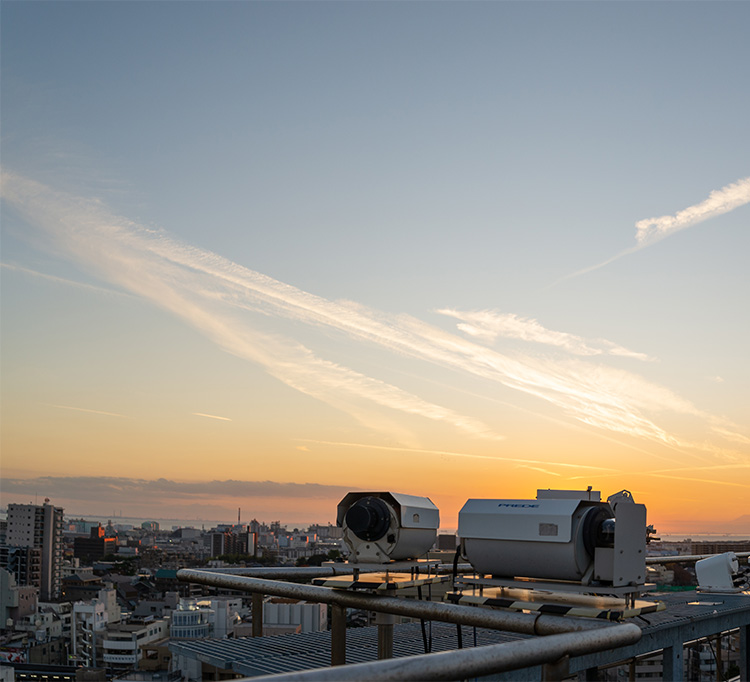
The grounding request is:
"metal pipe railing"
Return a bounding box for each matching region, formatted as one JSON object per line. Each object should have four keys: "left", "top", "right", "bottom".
{"left": 238, "top": 622, "right": 643, "bottom": 682}
{"left": 192, "top": 563, "right": 475, "bottom": 578}
{"left": 646, "top": 552, "right": 749, "bottom": 564}
{"left": 178, "top": 569, "right": 625, "bottom": 635}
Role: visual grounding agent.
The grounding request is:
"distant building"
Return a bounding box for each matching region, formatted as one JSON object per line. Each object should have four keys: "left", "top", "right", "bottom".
{"left": 102, "top": 616, "right": 168, "bottom": 674}
{"left": 141, "top": 522, "right": 160, "bottom": 532}
{"left": 1, "top": 501, "right": 64, "bottom": 601}
{"left": 0, "top": 567, "right": 37, "bottom": 626}
{"left": 691, "top": 540, "right": 750, "bottom": 555}
{"left": 209, "top": 531, "right": 249, "bottom": 557}
{"left": 71, "top": 599, "right": 108, "bottom": 666}
{"left": 0, "top": 546, "right": 42, "bottom": 594}
{"left": 263, "top": 598, "right": 327, "bottom": 633}
{"left": 437, "top": 533, "right": 458, "bottom": 550}
{"left": 74, "top": 525, "right": 117, "bottom": 563}
{"left": 61, "top": 572, "right": 104, "bottom": 602}
{"left": 170, "top": 599, "right": 211, "bottom": 639}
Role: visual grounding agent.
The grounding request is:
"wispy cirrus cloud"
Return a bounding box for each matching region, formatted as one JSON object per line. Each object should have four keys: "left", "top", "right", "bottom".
{"left": 569, "top": 462, "right": 750, "bottom": 489}
{"left": 2, "top": 170, "right": 746, "bottom": 457}
{"left": 561, "top": 176, "right": 750, "bottom": 282}
{"left": 437, "top": 309, "right": 653, "bottom": 361}
{"left": 0, "top": 170, "right": 497, "bottom": 443}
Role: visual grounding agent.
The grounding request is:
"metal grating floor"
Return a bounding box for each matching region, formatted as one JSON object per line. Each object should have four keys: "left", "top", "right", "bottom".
{"left": 171, "top": 622, "right": 528, "bottom": 677}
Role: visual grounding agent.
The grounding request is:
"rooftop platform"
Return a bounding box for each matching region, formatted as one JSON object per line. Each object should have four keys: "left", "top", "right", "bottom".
{"left": 170, "top": 591, "right": 750, "bottom": 680}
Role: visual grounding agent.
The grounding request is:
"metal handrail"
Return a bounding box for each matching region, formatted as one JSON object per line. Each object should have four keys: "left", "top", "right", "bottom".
{"left": 177, "top": 569, "right": 621, "bottom": 635}
{"left": 177, "top": 568, "right": 643, "bottom": 681}
{"left": 242, "top": 623, "right": 642, "bottom": 681}
{"left": 192, "top": 563, "right": 475, "bottom": 578}
{"left": 646, "top": 552, "right": 750, "bottom": 564}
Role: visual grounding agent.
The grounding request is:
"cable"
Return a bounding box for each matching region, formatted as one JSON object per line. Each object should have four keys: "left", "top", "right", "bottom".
{"left": 417, "top": 585, "right": 430, "bottom": 654}
{"left": 452, "top": 547, "right": 463, "bottom": 648}
{"left": 706, "top": 634, "right": 727, "bottom": 682}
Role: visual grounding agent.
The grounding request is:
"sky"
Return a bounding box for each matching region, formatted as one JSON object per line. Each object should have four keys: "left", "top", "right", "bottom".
{"left": 1, "top": 1, "right": 748, "bottom": 534}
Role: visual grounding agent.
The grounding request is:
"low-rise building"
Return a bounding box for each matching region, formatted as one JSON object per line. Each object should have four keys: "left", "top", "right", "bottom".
{"left": 70, "top": 599, "right": 108, "bottom": 666}
{"left": 61, "top": 573, "right": 105, "bottom": 602}
{"left": 170, "top": 599, "right": 211, "bottom": 639}
{"left": 101, "top": 616, "right": 169, "bottom": 674}
{"left": 0, "top": 568, "right": 37, "bottom": 627}
{"left": 263, "top": 598, "right": 327, "bottom": 633}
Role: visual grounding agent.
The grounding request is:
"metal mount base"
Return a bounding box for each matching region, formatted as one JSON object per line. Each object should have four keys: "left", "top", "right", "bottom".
{"left": 458, "top": 575, "right": 654, "bottom": 599}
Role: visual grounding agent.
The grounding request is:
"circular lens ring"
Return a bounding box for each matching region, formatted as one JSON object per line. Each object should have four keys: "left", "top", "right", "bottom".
{"left": 345, "top": 496, "right": 391, "bottom": 541}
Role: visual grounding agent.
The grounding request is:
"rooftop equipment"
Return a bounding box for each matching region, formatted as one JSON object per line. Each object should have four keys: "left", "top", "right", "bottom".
{"left": 458, "top": 489, "right": 647, "bottom": 593}
{"left": 337, "top": 492, "right": 439, "bottom": 563}
{"left": 696, "top": 552, "right": 750, "bottom": 593}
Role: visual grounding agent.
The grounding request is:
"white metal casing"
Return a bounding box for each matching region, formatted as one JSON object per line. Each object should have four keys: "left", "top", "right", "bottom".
{"left": 458, "top": 498, "right": 604, "bottom": 582}
{"left": 696, "top": 552, "right": 741, "bottom": 593}
{"left": 459, "top": 499, "right": 588, "bottom": 544}
{"left": 458, "top": 491, "right": 647, "bottom": 587}
{"left": 337, "top": 492, "right": 439, "bottom": 564}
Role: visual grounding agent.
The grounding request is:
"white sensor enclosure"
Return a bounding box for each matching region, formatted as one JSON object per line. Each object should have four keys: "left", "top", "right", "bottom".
{"left": 696, "top": 553, "right": 740, "bottom": 593}
{"left": 337, "top": 492, "right": 439, "bottom": 563}
{"left": 458, "top": 489, "right": 647, "bottom": 587}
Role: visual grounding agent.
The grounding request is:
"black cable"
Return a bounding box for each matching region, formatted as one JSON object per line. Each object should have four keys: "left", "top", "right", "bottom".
{"left": 427, "top": 582, "right": 433, "bottom": 653}
{"left": 452, "top": 547, "right": 463, "bottom": 648}
{"left": 706, "top": 635, "right": 727, "bottom": 682}
{"left": 417, "top": 585, "right": 430, "bottom": 654}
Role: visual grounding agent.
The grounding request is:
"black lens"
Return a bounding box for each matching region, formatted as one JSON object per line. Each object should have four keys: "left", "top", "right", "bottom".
{"left": 345, "top": 497, "right": 391, "bottom": 541}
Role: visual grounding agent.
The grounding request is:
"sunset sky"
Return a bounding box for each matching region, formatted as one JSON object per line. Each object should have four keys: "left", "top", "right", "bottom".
{"left": 1, "top": 2, "right": 748, "bottom": 534}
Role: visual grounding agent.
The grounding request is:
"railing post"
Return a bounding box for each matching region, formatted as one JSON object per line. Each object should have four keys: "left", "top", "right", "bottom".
{"left": 252, "top": 592, "right": 263, "bottom": 638}
{"left": 715, "top": 633, "right": 722, "bottom": 682}
{"left": 740, "top": 624, "right": 750, "bottom": 682}
{"left": 331, "top": 604, "right": 346, "bottom": 666}
{"left": 376, "top": 611, "right": 395, "bottom": 659}
{"left": 542, "top": 654, "right": 569, "bottom": 681}
{"left": 377, "top": 587, "right": 396, "bottom": 659}
{"left": 663, "top": 642, "right": 684, "bottom": 682}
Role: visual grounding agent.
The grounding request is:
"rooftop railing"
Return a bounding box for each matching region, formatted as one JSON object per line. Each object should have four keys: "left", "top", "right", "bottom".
{"left": 178, "top": 567, "right": 642, "bottom": 681}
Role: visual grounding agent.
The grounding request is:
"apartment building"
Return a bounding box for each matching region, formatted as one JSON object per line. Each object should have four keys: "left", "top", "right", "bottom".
{"left": 2, "top": 501, "right": 64, "bottom": 601}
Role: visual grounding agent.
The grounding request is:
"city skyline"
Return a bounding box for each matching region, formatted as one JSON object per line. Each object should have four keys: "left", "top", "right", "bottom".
{"left": 1, "top": 2, "right": 748, "bottom": 533}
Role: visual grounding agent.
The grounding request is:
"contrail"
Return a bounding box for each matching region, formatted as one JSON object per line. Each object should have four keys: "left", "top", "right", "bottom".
{"left": 43, "top": 403, "right": 128, "bottom": 418}
{"left": 1, "top": 262, "right": 132, "bottom": 297}
{"left": 636, "top": 176, "right": 750, "bottom": 246}
{"left": 558, "top": 176, "right": 750, "bottom": 284}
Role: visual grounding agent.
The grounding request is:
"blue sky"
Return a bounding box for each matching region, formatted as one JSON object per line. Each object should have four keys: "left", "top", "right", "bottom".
{"left": 1, "top": 1, "right": 748, "bottom": 529}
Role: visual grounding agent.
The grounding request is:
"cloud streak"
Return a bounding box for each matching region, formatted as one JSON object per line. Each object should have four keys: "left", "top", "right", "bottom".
{"left": 560, "top": 176, "right": 750, "bottom": 282}
{"left": 192, "top": 412, "right": 232, "bottom": 422}
{"left": 1, "top": 262, "right": 132, "bottom": 298}
{"left": 295, "top": 439, "right": 620, "bottom": 472}
{"left": 1, "top": 171, "right": 496, "bottom": 443}
{"left": 437, "top": 309, "right": 654, "bottom": 361}
{"left": 43, "top": 403, "right": 128, "bottom": 418}
{"left": 2, "top": 170, "right": 745, "bottom": 457}
{"left": 635, "top": 176, "right": 750, "bottom": 246}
